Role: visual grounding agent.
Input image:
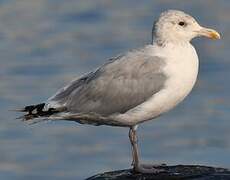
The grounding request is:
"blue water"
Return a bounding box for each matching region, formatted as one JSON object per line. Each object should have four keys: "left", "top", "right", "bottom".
{"left": 0, "top": 0, "right": 229, "bottom": 179}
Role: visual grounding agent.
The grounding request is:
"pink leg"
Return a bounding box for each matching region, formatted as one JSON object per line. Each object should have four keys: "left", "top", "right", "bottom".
{"left": 129, "top": 125, "right": 166, "bottom": 174}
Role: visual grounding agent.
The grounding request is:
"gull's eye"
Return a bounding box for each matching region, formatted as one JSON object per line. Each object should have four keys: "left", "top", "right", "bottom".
{"left": 178, "top": 21, "right": 186, "bottom": 26}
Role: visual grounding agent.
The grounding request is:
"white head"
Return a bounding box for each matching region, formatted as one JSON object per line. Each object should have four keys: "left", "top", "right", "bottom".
{"left": 152, "top": 10, "right": 220, "bottom": 45}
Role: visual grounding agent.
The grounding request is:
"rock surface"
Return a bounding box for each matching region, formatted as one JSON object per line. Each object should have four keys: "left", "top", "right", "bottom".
{"left": 86, "top": 165, "right": 230, "bottom": 180}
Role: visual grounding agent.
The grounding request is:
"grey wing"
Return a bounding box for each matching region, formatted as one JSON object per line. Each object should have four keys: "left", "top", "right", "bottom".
{"left": 48, "top": 48, "right": 167, "bottom": 116}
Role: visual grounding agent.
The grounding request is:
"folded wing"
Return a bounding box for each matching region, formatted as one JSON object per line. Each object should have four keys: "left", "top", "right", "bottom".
{"left": 48, "top": 47, "right": 167, "bottom": 116}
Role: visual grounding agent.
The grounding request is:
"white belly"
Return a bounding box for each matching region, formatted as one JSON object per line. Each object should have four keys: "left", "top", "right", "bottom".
{"left": 114, "top": 43, "right": 199, "bottom": 125}
{"left": 155, "top": 48, "right": 199, "bottom": 115}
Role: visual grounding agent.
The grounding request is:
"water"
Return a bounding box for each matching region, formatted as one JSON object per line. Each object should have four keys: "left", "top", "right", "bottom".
{"left": 0, "top": 0, "right": 229, "bottom": 179}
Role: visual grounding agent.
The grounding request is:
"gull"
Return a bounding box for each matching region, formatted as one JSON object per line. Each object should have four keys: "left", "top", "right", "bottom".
{"left": 18, "top": 10, "right": 220, "bottom": 173}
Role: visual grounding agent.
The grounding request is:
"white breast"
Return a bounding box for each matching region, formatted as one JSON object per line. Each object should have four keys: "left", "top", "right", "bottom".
{"left": 160, "top": 43, "right": 199, "bottom": 111}
{"left": 115, "top": 43, "right": 199, "bottom": 125}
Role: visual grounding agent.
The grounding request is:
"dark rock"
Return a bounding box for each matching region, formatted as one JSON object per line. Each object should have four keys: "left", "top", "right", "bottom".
{"left": 86, "top": 165, "right": 230, "bottom": 180}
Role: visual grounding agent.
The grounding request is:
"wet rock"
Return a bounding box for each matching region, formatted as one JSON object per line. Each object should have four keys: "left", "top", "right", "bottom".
{"left": 87, "top": 165, "right": 230, "bottom": 180}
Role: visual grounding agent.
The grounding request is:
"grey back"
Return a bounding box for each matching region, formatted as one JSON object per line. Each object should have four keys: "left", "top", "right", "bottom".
{"left": 49, "top": 47, "right": 167, "bottom": 116}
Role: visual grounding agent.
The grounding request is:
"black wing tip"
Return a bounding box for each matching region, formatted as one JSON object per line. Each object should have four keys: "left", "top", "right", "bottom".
{"left": 13, "top": 103, "right": 45, "bottom": 121}
{"left": 14, "top": 103, "right": 60, "bottom": 122}
{"left": 11, "top": 103, "right": 46, "bottom": 112}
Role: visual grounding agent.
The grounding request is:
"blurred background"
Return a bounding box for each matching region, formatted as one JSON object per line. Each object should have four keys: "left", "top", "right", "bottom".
{"left": 0, "top": 0, "right": 229, "bottom": 179}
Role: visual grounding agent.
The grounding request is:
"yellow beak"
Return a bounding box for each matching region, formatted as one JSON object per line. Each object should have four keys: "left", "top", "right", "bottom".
{"left": 197, "top": 27, "right": 221, "bottom": 40}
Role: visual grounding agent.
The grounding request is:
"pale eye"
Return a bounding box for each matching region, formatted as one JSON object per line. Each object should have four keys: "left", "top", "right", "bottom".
{"left": 178, "top": 21, "right": 186, "bottom": 27}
